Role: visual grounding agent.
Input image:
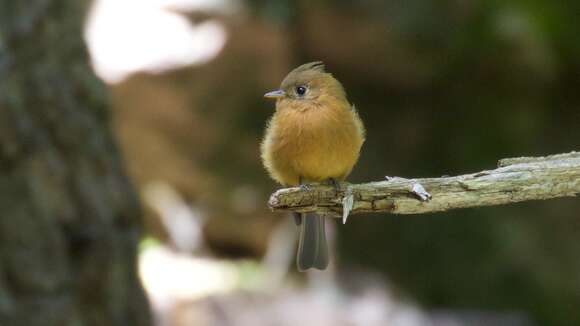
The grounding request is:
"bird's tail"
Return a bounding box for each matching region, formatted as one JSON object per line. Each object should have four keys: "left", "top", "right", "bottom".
{"left": 297, "top": 213, "right": 328, "bottom": 271}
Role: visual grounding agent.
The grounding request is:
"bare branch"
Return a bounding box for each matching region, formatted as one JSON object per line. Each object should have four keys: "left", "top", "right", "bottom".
{"left": 268, "top": 151, "right": 580, "bottom": 217}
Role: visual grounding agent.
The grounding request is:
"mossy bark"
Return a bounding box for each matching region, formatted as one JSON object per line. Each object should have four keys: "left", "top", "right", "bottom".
{"left": 0, "top": 1, "right": 151, "bottom": 325}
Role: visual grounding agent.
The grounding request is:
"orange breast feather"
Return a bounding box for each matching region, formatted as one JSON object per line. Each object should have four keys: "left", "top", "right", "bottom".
{"left": 262, "top": 101, "right": 364, "bottom": 186}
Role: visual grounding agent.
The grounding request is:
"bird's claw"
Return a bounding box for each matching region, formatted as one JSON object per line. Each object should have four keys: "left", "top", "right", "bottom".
{"left": 299, "top": 184, "right": 312, "bottom": 191}
{"left": 322, "top": 178, "right": 341, "bottom": 195}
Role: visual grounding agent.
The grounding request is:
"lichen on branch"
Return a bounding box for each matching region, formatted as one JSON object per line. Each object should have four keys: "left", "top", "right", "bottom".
{"left": 268, "top": 152, "right": 580, "bottom": 217}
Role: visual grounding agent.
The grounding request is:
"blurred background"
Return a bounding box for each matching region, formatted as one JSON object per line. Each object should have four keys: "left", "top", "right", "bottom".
{"left": 86, "top": 0, "right": 580, "bottom": 325}
{"left": 2, "top": 0, "right": 578, "bottom": 325}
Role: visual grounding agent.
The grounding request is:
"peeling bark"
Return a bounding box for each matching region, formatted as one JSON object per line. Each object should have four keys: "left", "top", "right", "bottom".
{"left": 269, "top": 152, "right": 580, "bottom": 216}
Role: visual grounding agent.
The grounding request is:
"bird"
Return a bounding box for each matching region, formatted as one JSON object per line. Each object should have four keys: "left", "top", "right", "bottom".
{"left": 261, "top": 61, "right": 365, "bottom": 271}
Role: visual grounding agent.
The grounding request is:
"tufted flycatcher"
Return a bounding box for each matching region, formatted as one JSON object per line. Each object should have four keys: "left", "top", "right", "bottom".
{"left": 261, "top": 61, "right": 365, "bottom": 271}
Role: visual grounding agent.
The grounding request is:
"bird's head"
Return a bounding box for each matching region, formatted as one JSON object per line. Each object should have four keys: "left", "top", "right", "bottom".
{"left": 264, "top": 61, "right": 347, "bottom": 108}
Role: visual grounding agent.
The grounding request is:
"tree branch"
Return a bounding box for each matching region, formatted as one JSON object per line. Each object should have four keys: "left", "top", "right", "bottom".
{"left": 268, "top": 151, "right": 580, "bottom": 218}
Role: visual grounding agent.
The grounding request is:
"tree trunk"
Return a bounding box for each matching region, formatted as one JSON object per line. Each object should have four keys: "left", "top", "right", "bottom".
{"left": 0, "top": 1, "right": 151, "bottom": 325}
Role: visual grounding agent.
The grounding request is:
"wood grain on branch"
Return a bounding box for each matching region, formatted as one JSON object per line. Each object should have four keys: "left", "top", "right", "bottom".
{"left": 268, "top": 152, "right": 580, "bottom": 217}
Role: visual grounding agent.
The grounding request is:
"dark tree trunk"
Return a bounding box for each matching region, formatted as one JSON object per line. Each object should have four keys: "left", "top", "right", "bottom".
{"left": 0, "top": 1, "right": 151, "bottom": 325}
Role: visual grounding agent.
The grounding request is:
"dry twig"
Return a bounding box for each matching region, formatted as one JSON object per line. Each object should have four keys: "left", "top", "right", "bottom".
{"left": 268, "top": 152, "right": 580, "bottom": 218}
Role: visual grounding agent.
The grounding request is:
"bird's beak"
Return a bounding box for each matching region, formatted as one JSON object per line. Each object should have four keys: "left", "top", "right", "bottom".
{"left": 264, "top": 89, "right": 285, "bottom": 99}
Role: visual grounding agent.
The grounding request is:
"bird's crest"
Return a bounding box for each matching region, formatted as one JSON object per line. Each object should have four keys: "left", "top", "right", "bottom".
{"left": 293, "top": 61, "right": 326, "bottom": 74}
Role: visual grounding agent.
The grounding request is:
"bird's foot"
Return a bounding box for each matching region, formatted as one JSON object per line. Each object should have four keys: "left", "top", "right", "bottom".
{"left": 298, "top": 176, "right": 313, "bottom": 191}
{"left": 324, "top": 178, "right": 341, "bottom": 195}
{"left": 299, "top": 183, "right": 312, "bottom": 191}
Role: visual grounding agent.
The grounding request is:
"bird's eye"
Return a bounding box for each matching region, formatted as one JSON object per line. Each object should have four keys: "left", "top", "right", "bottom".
{"left": 295, "top": 86, "right": 307, "bottom": 96}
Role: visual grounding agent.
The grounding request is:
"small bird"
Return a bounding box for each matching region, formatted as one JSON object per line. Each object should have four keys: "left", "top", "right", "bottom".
{"left": 261, "top": 61, "right": 365, "bottom": 271}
